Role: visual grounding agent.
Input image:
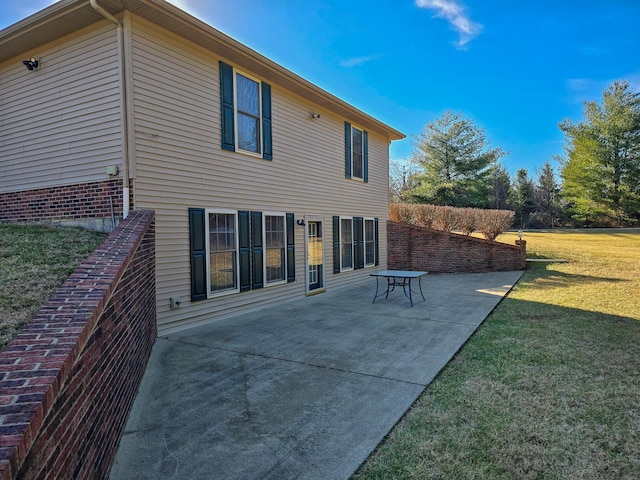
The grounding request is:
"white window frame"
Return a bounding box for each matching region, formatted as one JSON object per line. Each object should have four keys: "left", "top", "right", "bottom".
{"left": 263, "top": 212, "right": 288, "bottom": 287}
{"left": 205, "top": 209, "right": 240, "bottom": 298}
{"left": 351, "top": 125, "right": 365, "bottom": 181}
{"left": 233, "top": 69, "right": 263, "bottom": 158}
{"left": 339, "top": 216, "right": 354, "bottom": 272}
{"left": 364, "top": 217, "right": 375, "bottom": 267}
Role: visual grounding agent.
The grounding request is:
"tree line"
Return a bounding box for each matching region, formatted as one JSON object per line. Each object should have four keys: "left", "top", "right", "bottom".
{"left": 391, "top": 79, "right": 640, "bottom": 228}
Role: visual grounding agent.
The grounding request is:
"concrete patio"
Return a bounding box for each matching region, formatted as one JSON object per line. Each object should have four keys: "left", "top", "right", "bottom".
{"left": 109, "top": 270, "right": 523, "bottom": 480}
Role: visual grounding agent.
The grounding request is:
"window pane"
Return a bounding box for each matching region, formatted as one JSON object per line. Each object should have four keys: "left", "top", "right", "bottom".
{"left": 341, "top": 219, "right": 353, "bottom": 269}
{"left": 236, "top": 74, "right": 259, "bottom": 116}
{"left": 265, "top": 215, "right": 285, "bottom": 283}
{"left": 237, "top": 113, "right": 260, "bottom": 153}
{"left": 209, "top": 213, "right": 237, "bottom": 293}
{"left": 236, "top": 73, "right": 261, "bottom": 154}
{"left": 352, "top": 127, "right": 363, "bottom": 179}
{"left": 365, "top": 220, "right": 375, "bottom": 266}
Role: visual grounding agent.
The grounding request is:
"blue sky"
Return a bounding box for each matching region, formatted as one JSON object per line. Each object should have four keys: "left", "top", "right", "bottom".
{"left": 2, "top": 0, "right": 639, "bottom": 176}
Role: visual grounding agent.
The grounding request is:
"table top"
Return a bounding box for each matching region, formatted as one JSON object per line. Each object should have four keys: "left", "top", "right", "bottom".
{"left": 370, "top": 270, "right": 428, "bottom": 278}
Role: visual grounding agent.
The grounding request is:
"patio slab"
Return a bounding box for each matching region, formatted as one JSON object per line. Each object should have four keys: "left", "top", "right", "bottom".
{"left": 109, "top": 270, "right": 523, "bottom": 480}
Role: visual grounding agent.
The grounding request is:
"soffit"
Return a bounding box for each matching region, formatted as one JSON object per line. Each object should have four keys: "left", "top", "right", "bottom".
{"left": 0, "top": 0, "right": 405, "bottom": 141}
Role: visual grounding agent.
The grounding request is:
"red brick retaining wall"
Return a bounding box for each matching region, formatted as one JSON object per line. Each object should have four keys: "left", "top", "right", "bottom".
{"left": 0, "top": 210, "right": 156, "bottom": 480}
{"left": 388, "top": 221, "right": 526, "bottom": 273}
{"left": 0, "top": 180, "right": 124, "bottom": 224}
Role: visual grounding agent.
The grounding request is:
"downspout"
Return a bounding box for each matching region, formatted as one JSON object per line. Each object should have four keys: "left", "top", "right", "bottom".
{"left": 90, "top": 0, "right": 130, "bottom": 219}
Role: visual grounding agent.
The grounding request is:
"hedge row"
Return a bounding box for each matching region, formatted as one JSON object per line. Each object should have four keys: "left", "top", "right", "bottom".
{"left": 389, "top": 203, "right": 515, "bottom": 241}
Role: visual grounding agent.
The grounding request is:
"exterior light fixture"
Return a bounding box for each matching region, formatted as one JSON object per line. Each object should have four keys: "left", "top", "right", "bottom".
{"left": 310, "top": 112, "right": 320, "bottom": 119}
{"left": 296, "top": 219, "right": 306, "bottom": 227}
{"left": 23, "top": 57, "right": 39, "bottom": 70}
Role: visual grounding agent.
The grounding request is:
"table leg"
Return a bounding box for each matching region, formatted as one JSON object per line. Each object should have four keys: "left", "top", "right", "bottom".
{"left": 418, "top": 276, "right": 425, "bottom": 301}
{"left": 373, "top": 276, "right": 380, "bottom": 303}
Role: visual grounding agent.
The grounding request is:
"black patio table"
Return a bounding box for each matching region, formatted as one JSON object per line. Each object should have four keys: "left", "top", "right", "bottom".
{"left": 369, "top": 270, "right": 428, "bottom": 307}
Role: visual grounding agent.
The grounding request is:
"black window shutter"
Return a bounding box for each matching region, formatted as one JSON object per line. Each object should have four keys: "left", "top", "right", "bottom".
{"left": 374, "top": 217, "right": 380, "bottom": 266}
{"left": 344, "top": 122, "right": 352, "bottom": 179}
{"left": 262, "top": 82, "right": 272, "bottom": 160}
{"left": 363, "top": 131, "right": 369, "bottom": 183}
{"left": 238, "top": 210, "right": 251, "bottom": 291}
{"left": 219, "top": 61, "right": 235, "bottom": 152}
{"left": 286, "top": 213, "right": 295, "bottom": 282}
{"left": 188, "top": 208, "right": 207, "bottom": 301}
{"left": 251, "top": 211, "right": 264, "bottom": 289}
{"left": 353, "top": 217, "right": 364, "bottom": 269}
{"left": 333, "top": 216, "right": 341, "bottom": 273}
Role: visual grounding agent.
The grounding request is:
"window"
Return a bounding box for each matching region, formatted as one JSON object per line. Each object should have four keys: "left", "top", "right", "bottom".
{"left": 220, "top": 62, "right": 272, "bottom": 160}
{"left": 236, "top": 73, "right": 261, "bottom": 154}
{"left": 352, "top": 127, "right": 363, "bottom": 179}
{"left": 333, "top": 216, "right": 379, "bottom": 273}
{"left": 340, "top": 218, "right": 353, "bottom": 270}
{"left": 364, "top": 218, "right": 375, "bottom": 267}
{"left": 208, "top": 212, "right": 238, "bottom": 294}
{"left": 189, "top": 209, "right": 295, "bottom": 300}
{"left": 264, "top": 214, "right": 286, "bottom": 284}
{"left": 344, "top": 122, "right": 368, "bottom": 182}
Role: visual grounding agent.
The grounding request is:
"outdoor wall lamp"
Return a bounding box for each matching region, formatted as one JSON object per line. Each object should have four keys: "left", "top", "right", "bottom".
{"left": 23, "top": 57, "right": 39, "bottom": 70}
{"left": 310, "top": 112, "right": 321, "bottom": 119}
{"left": 296, "top": 219, "right": 306, "bottom": 227}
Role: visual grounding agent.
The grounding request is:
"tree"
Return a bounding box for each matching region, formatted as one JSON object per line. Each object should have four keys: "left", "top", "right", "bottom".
{"left": 489, "top": 163, "right": 513, "bottom": 210}
{"left": 389, "top": 159, "right": 418, "bottom": 203}
{"left": 410, "top": 110, "right": 507, "bottom": 208}
{"left": 511, "top": 168, "right": 536, "bottom": 229}
{"left": 559, "top": 79, "right": 640, "bottom": 226}
{"left": 534, "top": 160, "right": 562, "bottom": 227}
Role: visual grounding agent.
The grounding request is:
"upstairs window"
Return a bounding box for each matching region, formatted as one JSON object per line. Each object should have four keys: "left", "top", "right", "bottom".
{"left": 344, "top": 122, "right": 368, "bottom": 182}
{"left": 236, "top": 73, "right": 261, "bottom": 154}
{"left": 220, "top": 61, "right": 272, "bottom": 160}
{"left": 352, "top": 127, "right": 364, "bottom": 179}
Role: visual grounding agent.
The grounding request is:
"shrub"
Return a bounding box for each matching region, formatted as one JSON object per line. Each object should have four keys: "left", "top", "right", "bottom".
{"left": 432, "top": 206, "right": 458, "bottom": 232}
{"left": 389, "top": 203, "right": 515, "bottom": 241}
{"left": 389, "top": 203, "right": 412, "bottom": 223}
{"left": 413, "top": 204, "right": 437, "bottom": 229}
{"left": 476, "top": 209, "right": 515, "bottom": 241}
{"left": 457, "top": 208, "right": 478, "bottom": 235}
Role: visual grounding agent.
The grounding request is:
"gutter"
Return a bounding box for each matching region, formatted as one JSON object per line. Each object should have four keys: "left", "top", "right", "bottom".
{"left": 90, "top": 0, "right": 130, "bottom": 220}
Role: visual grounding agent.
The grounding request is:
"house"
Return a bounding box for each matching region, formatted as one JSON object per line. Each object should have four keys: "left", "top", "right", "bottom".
{"left": 0, "top": 0, "right": 404, "bottom": 335}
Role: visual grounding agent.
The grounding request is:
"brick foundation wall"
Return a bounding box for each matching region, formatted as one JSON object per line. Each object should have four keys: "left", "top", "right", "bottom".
{"left": 0, "top": 210, "right": 156, "bottom": 480}
{"left": 0, "top": 180, "right": 126, "bottom": 225}
{"left": 387, "top": 221, "right": 526, "bottom": 273}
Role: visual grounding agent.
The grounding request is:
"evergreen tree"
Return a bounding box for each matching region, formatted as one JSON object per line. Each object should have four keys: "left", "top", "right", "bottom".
{"left": 410, "top": 110, "right": 506, "bottom": 208}
{"left": 559, "top": 79, "right": 640, "bottom": 226}
{"left": 534, "top": 160, "right": 562, "bottom": 227}
{"left": 512, "top": 168, "right": 536, "bottom": 229}
{"left": 489, "top": 163, "right": 513, "bottom": 210}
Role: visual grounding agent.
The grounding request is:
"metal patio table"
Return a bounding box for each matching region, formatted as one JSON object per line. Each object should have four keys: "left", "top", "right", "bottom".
{"left": 370, "top": 270, "right": 428, "bottom": 307}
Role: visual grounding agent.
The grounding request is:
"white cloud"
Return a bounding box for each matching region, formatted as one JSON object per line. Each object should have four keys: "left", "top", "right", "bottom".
{"left": 415, "top": 0, "right": 483, "bottom": 49}
{"left": 339, "top": 54, "right": 381, "bottom": 68}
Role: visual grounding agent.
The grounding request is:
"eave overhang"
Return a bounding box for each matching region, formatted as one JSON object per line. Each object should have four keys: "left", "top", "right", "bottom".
{"left": 0, "top": 0, "right": 405, "bottom": 141}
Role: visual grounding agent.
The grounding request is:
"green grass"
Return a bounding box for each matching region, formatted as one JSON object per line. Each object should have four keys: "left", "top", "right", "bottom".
{"left": 0, "top": 224, "right": 107, "bottom": 351}
{"left": 353, "top": 229, "right": 640, "bottom": 480}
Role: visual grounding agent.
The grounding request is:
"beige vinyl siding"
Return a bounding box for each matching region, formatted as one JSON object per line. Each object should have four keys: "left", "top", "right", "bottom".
{"left": 0, "top": 22, "right": 123, "bottom": 194}
{"left": 129, "top": 16, "right": 389, "bottom": 334}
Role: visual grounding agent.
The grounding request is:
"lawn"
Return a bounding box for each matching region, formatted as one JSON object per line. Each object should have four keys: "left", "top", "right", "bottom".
{"left": 353, "top": 229, "right": 640, "bottom": 480}
{"left": 0, "top": 224, "right": 107, "bottom": 351}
